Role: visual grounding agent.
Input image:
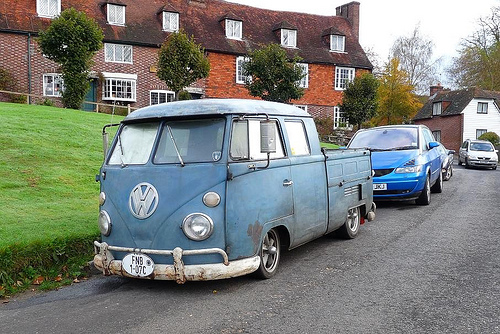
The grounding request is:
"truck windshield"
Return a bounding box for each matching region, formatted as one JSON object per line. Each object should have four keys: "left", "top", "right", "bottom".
{"left": 349, "top": 127, "right": 419, "bottom": 151}
{"left": 108, "top": 122, "right": 158, "bottom": 165}
{"left": 154, "top": 118, "right": 225, "bottom": 164}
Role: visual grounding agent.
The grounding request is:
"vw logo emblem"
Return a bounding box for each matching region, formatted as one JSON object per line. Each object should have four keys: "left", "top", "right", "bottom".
{"left": 129, "top": 182, "right": 159, "bottom": 219}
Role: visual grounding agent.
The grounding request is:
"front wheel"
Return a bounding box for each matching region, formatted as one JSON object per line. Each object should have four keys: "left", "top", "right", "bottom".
{"left": 416, "top": 174, "right": 431, "bottom": 205}
{"left": 338, "top": 206, "right": 361, "bottom": 239}
{"left": 255, "top": 228, "right": 281, "bottom": 279}
{"left": 444, "top": 164, "right": 453, "bottom": 180}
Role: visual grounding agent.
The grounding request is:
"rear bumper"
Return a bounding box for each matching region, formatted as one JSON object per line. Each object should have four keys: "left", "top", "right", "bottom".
{"left": 93, "top": 241, "right": 260, "bottom": 284}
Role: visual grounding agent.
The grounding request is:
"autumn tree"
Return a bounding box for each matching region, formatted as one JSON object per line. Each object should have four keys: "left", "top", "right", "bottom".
{"left": 374, "top": 58, "right": 422, "bottom": 125}
{"left": 157, "top": 30, "right": 210, "bottom": 100}
{"left": 391, "top": 25, "right": 441, "bottom": 95}
{"left": 38, "top": 8, "right": 103, "bottom": 109}
{"left": 448, "top": 6, "right": 500, "bottom": 90}
{"left": 338, "top": 73, "right": 379, "bottom": 130}
{"left": 243, "top": 43, "right": 305, "bottom": 103}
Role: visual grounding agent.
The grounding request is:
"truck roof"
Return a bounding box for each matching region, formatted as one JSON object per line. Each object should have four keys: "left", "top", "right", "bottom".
{"left": 123, "top": 99, "right": 311, "bottom": 122}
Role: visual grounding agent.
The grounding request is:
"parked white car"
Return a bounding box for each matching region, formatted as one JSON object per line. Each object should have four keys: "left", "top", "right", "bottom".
{"left": 458, "top": 139, "right": 498, "bottom": 170}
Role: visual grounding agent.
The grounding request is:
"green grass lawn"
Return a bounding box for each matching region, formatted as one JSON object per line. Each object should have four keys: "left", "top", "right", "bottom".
{"left": 0, "top": 102, "right": 123, "bottom": 294}
{"left": 0, "top": 102, "right": 122, "bottom": 248}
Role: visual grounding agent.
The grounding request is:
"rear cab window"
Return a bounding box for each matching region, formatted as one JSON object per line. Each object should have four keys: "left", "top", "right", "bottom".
{"left": 230, "top": 118, "right": 285, "bottom": 161}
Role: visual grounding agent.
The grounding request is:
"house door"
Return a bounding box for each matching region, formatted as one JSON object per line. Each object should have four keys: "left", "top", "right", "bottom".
{"left": 82, "top": 79, "right": 97, "bottom": 111}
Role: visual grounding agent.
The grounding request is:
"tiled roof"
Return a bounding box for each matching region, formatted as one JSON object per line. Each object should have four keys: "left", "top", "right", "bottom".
{"left": 0, "top": 0, "right": 372, "bottom": 69}
{"left": 413, "top": 87, "right": 500, "bottom": 120}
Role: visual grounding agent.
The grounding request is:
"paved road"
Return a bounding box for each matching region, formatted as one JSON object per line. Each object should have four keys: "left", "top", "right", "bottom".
{"left": 2, "top": 164, "right": 500, "bottom": 334}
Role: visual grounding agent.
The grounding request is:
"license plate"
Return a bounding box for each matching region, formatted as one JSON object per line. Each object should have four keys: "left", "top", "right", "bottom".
{"left": 122, "top": 253, "right": 155, "bottom": 277}
{"left": 373, "top": 183, "right": 387, "bottom": 191}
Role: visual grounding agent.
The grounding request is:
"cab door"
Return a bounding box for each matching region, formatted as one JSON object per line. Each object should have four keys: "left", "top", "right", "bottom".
{"left": 225, "top": 118, "right": 293, "bottom": 259}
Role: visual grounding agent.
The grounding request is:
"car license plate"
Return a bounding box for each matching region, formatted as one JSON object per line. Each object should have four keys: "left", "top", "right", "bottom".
{"left": 122, "top": 253, "right": 155, "bottom": 277}
{"left": 373, "top": 183, "right": 387, "bottom": 191}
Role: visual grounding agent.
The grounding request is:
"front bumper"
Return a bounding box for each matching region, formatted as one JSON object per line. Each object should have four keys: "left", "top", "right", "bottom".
{"left": 468, "top": 159, "right": 497, "bottom": 168}
{"left": 93, "top": 241, "right": 260, "bottom": 284}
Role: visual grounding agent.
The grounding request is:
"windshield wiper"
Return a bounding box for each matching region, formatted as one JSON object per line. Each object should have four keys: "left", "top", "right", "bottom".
{"left": 166, "top": 125, "right": 185, "bottom": 167}
{"left": 392, "top": 146, "right": 417, "bottom": 151}
{"left": 117, "top": 133, "right": 128, "bottom": 168}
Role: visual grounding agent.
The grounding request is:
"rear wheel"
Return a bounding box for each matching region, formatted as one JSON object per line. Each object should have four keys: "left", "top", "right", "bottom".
{"left": 416, "top": 174, "right": 431, "bottom": 205}
{"left": 338, "top": 206, "right": 361, "bottom": 239}
{"left": 255, "top": 228, "right": 281, "bottom": 279}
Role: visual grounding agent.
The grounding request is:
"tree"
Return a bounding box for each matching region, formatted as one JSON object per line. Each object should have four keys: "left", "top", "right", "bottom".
{"left": 38, "top": 8, "right": 103, "bottom": 109}
{"left": 448, "top": 6, "right": 500, "bottom": 90}
{"left": 338, "top": 73, "right": 379, "bottom": 130}
{"left": 243, "top": 43, "right": 305, "bottom": 103}
{"left": 374, "top": 58, "right": 422, "bottom": 125}
{"left": 157, "top": 31, "right": 210, "bottom": 100}
{"left": 391, "top": 25, "right": 441, "bottom": 95}
{"left": 478, "top": 131, "right": 500, "bottom": 146}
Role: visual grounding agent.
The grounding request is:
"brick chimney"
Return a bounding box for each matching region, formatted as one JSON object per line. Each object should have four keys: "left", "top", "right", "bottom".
{"left": 336, "top": 2, "right": 360, "bottom": 41}
{"left": 430, "top": 83, "right": 444, "bottom": 96}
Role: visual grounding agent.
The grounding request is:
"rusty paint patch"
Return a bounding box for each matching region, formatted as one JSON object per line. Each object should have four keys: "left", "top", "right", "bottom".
{"left": 247, "top": 221, "right": 263, "bottom": 247}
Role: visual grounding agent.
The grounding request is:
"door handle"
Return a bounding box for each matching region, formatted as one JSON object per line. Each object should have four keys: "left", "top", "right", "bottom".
{"left": 283, "top": 179, "right": 293, "bottom": 187}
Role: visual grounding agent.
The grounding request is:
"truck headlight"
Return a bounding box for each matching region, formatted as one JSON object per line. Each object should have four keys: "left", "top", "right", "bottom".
{"left": 395, "top": 165, "right": 422, "bottom": 173}
{"left": 182, "top": 213, "right": 214, "bottom": 241}
{"left": 98, "top": 210, "right": 112, "bottom": 236}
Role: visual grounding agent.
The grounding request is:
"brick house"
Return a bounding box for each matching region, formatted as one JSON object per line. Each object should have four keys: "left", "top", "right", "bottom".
{"left": 0, "top": 0, "right": 372, "bottom": 125}
{"left": 413, "top": 85, "right": 500, "bottom": 151}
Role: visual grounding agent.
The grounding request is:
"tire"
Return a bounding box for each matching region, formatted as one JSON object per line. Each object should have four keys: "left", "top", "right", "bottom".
{"left": 431, "top": 170, "right": 443, "bottom": 193}
{"left": 493, "top": 165, "right": 497, "bottom": 170}
{"left": 338, "top": 206, "right": 361, "bottom": 239}
{"left": 416, "top": 174, "right": 431, "bottom": 205}
{"left": 465, "top": 158, "right": 470, "bottom": 168}
{"left": 444, "top": 165, "right": 452, "bottom": 181}
{"left": 255, "top": 228, "right": 281, "bottom": 279}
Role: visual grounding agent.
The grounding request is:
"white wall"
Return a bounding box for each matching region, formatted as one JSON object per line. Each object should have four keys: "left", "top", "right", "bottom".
{"left": 462, "top": 99, "right": 500, "bottom": 141}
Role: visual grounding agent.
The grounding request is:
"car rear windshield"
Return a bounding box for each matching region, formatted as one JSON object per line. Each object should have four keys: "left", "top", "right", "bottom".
{"left": 349, "top": 127, "right": 418, "bottom": 151}
{"left": 470, "top": 142, "right": 494, "bottom": 152}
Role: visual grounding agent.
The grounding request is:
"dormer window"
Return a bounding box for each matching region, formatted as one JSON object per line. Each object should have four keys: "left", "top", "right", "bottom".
{"left": 281, "top": 29, "right": 297, "bottom": 48}
{"left": 107, "top": 4, "right": 126, "bottom": 26}
{"left": 432, "top": 102, "right": 442, "bottom": 116}
{"left": 37, "top": 0, "right": 61, "bottom": 18}
{"left": 330, "top": 34, "right": 345, "bottom": 52}
{"left": 226, "top": 19, "right": 242, "bottom": 39}
{"left": 163, "top": 11, "right": 179, "bottom": 32}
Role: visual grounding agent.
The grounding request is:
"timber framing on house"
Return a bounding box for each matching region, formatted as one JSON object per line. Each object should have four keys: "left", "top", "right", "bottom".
{"left": 0, "top": 0, "right": 372, "bottom": 123}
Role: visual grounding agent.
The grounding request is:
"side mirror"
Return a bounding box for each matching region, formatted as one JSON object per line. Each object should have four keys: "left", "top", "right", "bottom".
{"left": 260, "top": 120, "right": 276, "bottom": 154}
{"left": 429, "top": 141, "right": 439, "bottom": 149}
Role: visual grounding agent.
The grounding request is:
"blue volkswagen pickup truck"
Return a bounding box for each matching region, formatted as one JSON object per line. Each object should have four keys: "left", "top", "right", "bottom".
{"left": 93, "top": 99, "right": 375, "bottom": 283}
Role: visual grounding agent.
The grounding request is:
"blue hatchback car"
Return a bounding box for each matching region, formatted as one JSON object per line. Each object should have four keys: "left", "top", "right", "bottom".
{"left": 347, "top": 125, "right": 442, "bottom": 205}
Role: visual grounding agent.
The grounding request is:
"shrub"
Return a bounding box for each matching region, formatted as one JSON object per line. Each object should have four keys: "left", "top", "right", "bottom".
{"left": 478, "top": 131, "right": 500, "bottom": 146}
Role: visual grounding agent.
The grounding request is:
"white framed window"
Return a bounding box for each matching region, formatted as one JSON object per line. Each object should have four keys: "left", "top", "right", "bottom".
{"left": 477, "top": 102, "right": 488, "bottom": 114}
{"left": 150, "top": 90, "right": 175, "bottom": 105}
{"left": 43, "top": 74, "right": 64, "bottom": 97}
{"left": 330, "top": 35, "right": 345, "bottom": 52}
{"left": 163, "top": 11, "right": 179, "bottom": 32}
{"left": 105, "top": 43, "right": 133, "bottom": 64}
{"left": 334, "top": 106, "right": 350, "bottom": 129}
{"left": 297, "top": 63, "right": 308, "bottom": 88}
{"left": 107, "top": 4, "right": 126, "bottom": 26}
{"left": 37, "top": 0, "right": 61, "bottom": 18}
{"left": 476, "top": 129, "right": 487, "bottom": 139}
{"left": 281, "top": 29, "right": 297, "bottom": 48}
{"left": 102, "top": 72, "right": 137, "bottom": 102}
{"left": 432, "top": 130, "right": 441, "bottom": 142}
{"left": 226, "top": 19, "right": 242, "bottom": 39}
{"left": 236, "top": 56, "right": 251, "bottom": 84}
{"left": 335, "top": 67, "right": 355, "bottom": 90}
{"left": 432, "top": 102, "right": 442, "bottom": 116}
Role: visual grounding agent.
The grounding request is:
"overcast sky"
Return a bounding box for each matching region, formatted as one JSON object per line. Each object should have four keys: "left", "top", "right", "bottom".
{"left": 227, "top": 0, "right": 500, "bottom": 83}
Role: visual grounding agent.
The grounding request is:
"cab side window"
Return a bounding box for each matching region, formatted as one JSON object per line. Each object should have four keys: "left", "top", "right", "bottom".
{"left": 285, "top": 120, "right": 310, "bottom": 156}
{"left": 230, "top": 119, "right": 285, "bottom": 161}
